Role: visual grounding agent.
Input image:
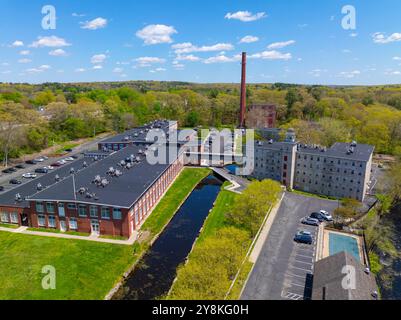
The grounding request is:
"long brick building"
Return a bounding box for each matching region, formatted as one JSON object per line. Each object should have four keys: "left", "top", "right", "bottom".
{"left": 0, "top": 120, "right": 185, "bottom": 238}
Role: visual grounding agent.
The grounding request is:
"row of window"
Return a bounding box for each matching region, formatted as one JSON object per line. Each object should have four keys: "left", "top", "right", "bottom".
{"left": 35, "top": 202, "right": 122, "bottom": 220}
{"left": 37, "top": 215, "right": 77, "bottom": 230}
{"left": 1, "top": 212, "right": 19, "bottom": 224}
{"left": 297, "top": 155, "right": 364, "bottom": 168}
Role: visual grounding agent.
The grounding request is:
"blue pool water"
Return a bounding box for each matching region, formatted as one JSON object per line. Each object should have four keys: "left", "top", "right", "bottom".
{"left": 329, "top": 233, "right": 361, "bottom": 262}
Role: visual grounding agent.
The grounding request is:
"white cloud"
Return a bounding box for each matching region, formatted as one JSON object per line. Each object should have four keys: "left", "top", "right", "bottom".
{"left": 267, "top": 40, "right": 295, "bottom": 50}
{"left": 136, "top": 24, "right": 177, "bottom": 45}
{"left": 249, "top": 50, "right": 292, "bottom": 60}
{"left": 350, "top": 33, "right": 358, "bottom": 37}
{"left": 175, "top": 54, "right": 201, "bottom": 62}
{"left": 135, "top": 56, "right": 166, "bottom": 67}
{"left": 113, "top": 67, "right": 124, "bottom": 73}
{"left": 339, "top": 70, "right": 361, "bottom": 78}
{"left": 49, "top": 49, "right": 67, "bottom": 56}
{"left": 81, "top": 17, "right": 108, "bottom": 30}
{"left": 172, "top": 42, "right": 234, "bottom": 54}
{"left": 18, "top": 58, "right": 32, "bottom": 64}
{"left": 30, "top": 36, "right": 71, "bottom": 48}
{"left": 93, "top": 65, "right": 103, "bottom": 70}
{"left": 1, "top": 62, "right": 10, "bottom": 67}
{"left": 75, "top": 68, "right": 86, "bottom": 73}
{"left": 342, "top": 49, "right": 352, "bottom": 53}
{"left": 203, "top": 55, "right": 241, "bottom": 64}
{"left": 11, "top": 40, "right": 24, "bottom": 47}
{"left": 393, "top": 57, "right": 401, "bottom": 61}
{"left": 72, "top": 13, "right": 86, "bottom": 17}
{"left": 25, "top": 65, "right": 50, "bottom": 74}
{"left": 225, "top": 11, "right": 267, "bottom": 22}
{"left": 1, "top": 70, "right": 11, "bottom": 75}
{"left": 239, "top": 35, "right": 259, "bottom": 44}
{"left": 90, "top": 54, "right": 107, "bottom": 64}
{"left": 309, "top": 69, "right": 328, "bottom": 77}
{"left": 19, "top": 50, "right": 30, "bottom": 55}
{"left": 373, "top": 32, "right": 401, "bottom": 44}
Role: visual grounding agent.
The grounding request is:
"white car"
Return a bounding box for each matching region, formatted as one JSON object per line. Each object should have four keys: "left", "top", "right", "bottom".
{"left": 34, "top": 158, "right": 45, "bottom": 162}
{"left": 320, "top": 210, "right": 333, "bottom": 221}
{"left": 64, "top": 157, "right": 74, "bottom": 162}
{"left": 58, "top": 160, "right": 67, "bottom": 165}
{"left": 22, "top": 173, "right": 37, "bottom": 179}
{"left": 44, "top": 166, "right": 54, "bottom": 170}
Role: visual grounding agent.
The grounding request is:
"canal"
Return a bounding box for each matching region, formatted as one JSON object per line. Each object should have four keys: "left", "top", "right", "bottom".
{"left": 112, "top": 174, "right": 223, "bottom": 300}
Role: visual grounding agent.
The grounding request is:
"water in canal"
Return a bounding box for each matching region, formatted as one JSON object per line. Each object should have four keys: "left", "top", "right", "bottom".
{"left": 112, "top": 174, "right": 223, "bottom": 300}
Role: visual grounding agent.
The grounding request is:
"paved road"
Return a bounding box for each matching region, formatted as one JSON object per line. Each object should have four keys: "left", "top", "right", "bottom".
{"left": 0, "top": 135, "right": 109, "bottom": 193}
{"left": 241, "top": 192, "right": 338, "bottom": 300}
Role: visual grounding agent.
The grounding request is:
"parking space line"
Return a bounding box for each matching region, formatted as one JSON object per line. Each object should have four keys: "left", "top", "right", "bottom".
{"left": 295, "top": 253, "right": 314, "bottom": 259}
{"left": 294, "top": 260, "right": 313, "bottom": 266}
{"left": 286, "top": 273, "right": 307, "bottom": 279}
{"left": 291, "top": 266, "right": 312, "bottom": 272}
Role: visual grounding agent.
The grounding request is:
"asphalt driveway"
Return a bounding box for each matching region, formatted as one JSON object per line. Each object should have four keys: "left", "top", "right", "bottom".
{"left": 241, "top": 192, "right": 339, "bottom": 300}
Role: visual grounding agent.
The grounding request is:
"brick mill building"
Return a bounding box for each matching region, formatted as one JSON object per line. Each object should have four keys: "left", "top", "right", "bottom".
{"left": 0, "top": 120, "right": 185, "bottom": 238}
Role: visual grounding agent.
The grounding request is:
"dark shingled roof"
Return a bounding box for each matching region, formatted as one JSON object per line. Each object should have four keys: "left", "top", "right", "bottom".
{"left": 312, "top": 252, "right": 378, "bottom": 300}
{"left": 298, "top": 143, "right": 375, "bottom": 162}
{"left": 27, "top": 144, "right": 179, "bottom": 208}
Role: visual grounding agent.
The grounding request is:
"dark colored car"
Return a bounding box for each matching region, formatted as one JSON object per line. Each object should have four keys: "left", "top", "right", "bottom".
{"left": 0, "top": 186, "right": 4, "bottom": 192}
{"left": 310, "top": 212, "right": 326, "bottom": 222}
{"left": 9, "top": 179, "right": 22, "bottom": 185}
{"left": 294, "top": 231, "right": 313, "bottom": 245}
{"left": 2, "top": 169, "right": 12, "bottom": 174}
{"left": 15, "top": 164, "right": 26, "bottom": 169}
{"left": 8, "top": 167, "right": 17, "bottom": 172}
{"left": 35, "top": 168, "right": 49, "bottom": 174}
{"left": 65, "top": 148, "right": 73, "bottom": 152}
{"left": 25, "top": 160, "right": 37, "bottom": 165}
{"left": 51, "top": 162, "right": 63, "bottom": 167}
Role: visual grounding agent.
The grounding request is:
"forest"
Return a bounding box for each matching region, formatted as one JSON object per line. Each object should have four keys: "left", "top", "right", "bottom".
{"left": 1, "top": 81, "right": 401, "bottom": 166}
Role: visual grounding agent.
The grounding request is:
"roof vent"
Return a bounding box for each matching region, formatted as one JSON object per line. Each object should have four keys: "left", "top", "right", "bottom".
{"left": 70, "top": 168, "right": 75, "bottom": 174}
{"left": 351, "top": 141, "right": 357, "bottom": 147}
{"left": 78, "top": 187, "right": 87, "bottom": 195}
{"left": 83, "top": 161, "right": 88, "bottom": 168}
{"left": 93, "top": 175, "right": 102, "bottom": 185}
{"left": 55, "top": 174, "right": 60, "bottom": 182}
{"left": 15, "top": 193, "right": 22, "bottom": 202}
{"left": 126, "top": 163, "right": 132, "bottom": 169}
{"left": 100, "top": 179, "right": 109, "bottom": 188}
{"left": 107, "top": 167, "right": 116, "bottom": 175}
{"left": 119, "top": 160, "right": 126, "bottom": 167}
{"left": 37, "top": 183, "right": 43, "bottom": 191}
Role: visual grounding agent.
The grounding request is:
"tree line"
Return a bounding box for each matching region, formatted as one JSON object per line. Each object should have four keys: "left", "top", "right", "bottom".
{"left": 2, "top": 82, "right": 401, "bottom": 166}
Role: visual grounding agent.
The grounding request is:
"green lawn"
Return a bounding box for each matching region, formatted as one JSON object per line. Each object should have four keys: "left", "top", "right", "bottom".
{"left": 197, "top": 182, "right": 238, "bottom": 242}
{"left": 0, "top": 232, "right": 135, "bottom": 300}
{"left": 0, "top": 223, "right": 19, "bottom": 229}
{"left": 141, "top": 167, "right": 211, "bottom": 236}
{"left": 0, "top": 168, "right": 211, "bottom": 300}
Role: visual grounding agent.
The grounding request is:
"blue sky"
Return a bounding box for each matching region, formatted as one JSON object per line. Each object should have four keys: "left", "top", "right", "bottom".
{"left": 1, "top": 0, "right": 401, "bottom": 85}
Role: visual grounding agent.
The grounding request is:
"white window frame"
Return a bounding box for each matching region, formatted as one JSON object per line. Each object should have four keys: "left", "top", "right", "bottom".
{"left": 1, "top": 212, "right": 10, "bottom": 223}
{"left": 38, "top": 214, "right": 46, "bottom": 227}
{"left": 69, "top": 218, "right": 78, "bottom": 230}
{"left": 48, "top": 215, "right": 56, "bottom": 228}
{"left": 10, "top": 213, "right": 19, "bottom": 224}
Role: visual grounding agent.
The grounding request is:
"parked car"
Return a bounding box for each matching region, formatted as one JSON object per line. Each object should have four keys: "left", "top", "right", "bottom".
{"left": 319, "top": 210, "right": 333, "bottom": 222}
{"left": 0, "top": 186, "right": 4, "bottom": 192}
{"left": 43, "top": 166, "right": 55, "bottom": 170}
{"left": 310, "top": 212, "right": 326, "bottom": 222}
{"left": 41, "top": 156, "right": 49, "bottom": 160}
{"left": 22, "top": 173, "right": 37, "bottom": 179}
{"left": 65, "top": 148, "right": 73, "bottom": 152}
{"left": 294, "top": 231, "right": 313, "bottom": 245}
{"left": 64, "top": 157, "right": 74, "bottom": 162}
{"left": 25, "top": 160, "right": 37, "bottom": 165}
{"left": 15, "top": 164, "right": 25, "bottom": 169}
{"left": 2, "top": 169, "right": 13, "bottom": 174}
{"left": 71, "top": 155, "right": 79, "bottom": 159}
{"left": 34, "top": 158, "right": 45, "bottom": 162}
{"left": 301, "top": 217, "right": 320, "bottom": 227}
{"left": 35, "top": 168, "right": 49, "bottom": 174}
{"left": 8, "top": 167, "right": 17, "bottom": 172}
{"left": 9, "top": 179, "right": 22, "bottom": 185}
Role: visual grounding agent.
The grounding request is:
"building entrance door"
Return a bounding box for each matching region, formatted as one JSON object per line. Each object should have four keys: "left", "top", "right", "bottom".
{"left": 60, "top": 221, "right": 66, "bottom": 232}
{"left": 21, "top": 214, "right": 29, "bottom": 227}
{"left": 91, "top": 220, "right": 100, "bottom": 235}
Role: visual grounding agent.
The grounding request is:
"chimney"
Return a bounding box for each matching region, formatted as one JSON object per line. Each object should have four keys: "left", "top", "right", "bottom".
{"left": 239, "top": 52, "right": 247, "bottom": 128}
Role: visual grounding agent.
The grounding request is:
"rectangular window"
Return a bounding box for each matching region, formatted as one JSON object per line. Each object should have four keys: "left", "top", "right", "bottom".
{"left": 1, "top": 212, "right": 9, "bottom": 223}
{"left": 101, "top": 207, "right": 110, "bottom": 220}
{"left": 36, "top": 202, "right": 44, "bottom": 213}
{"left": 46, "top": 202, "right": 55, "bottom": 213}
{"left": 67, "top": 203, "right": 77, "bottom": 210}
{"left": 78, "top": 205, "right": 87, "bottom": 217}
{"left": 38, "top": 214, "right": 46, "bottom": 227}
{"left": 90, "top": 206, "right": 98, "bottom": 218}
{"left": 48, "top": 215, "right": 56, "bottom": 228}
{"left": 69, "top": 218, "right": 78, "bottom": 230}
{"left": 10, "top": 213, "right": 18, "bottom": 224}
{"left": 113, "top": 208, "right": 122, "bottom": 220}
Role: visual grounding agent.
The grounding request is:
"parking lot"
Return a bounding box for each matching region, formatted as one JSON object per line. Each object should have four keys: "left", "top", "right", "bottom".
{"left": 241, "top": 192, "right": 339, "bottom": 301}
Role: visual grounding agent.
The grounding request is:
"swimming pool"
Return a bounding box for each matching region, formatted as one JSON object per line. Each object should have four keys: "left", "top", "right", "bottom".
{"left": 329, "top": 233, "right": 361, "bottom": 262}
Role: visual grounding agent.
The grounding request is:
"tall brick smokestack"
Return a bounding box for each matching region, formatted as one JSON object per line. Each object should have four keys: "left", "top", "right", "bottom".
{"left": 239, "top": 52, "right": 247, "bottom": 128}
